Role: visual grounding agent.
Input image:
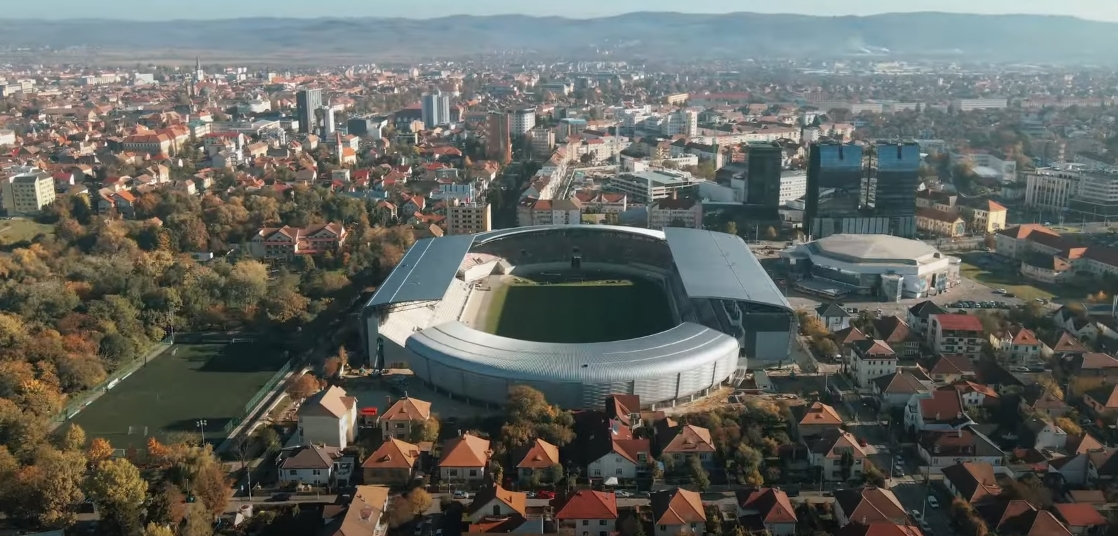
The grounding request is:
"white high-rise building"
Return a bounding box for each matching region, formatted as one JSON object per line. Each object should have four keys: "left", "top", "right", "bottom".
{"left": 321, "top": 106, "right": 336, "bottom": 137}
{"left": 512, "top": 108, "right": 536, "bottom": 136}
{"left": 421, "top": 91, "right": 451, "bottom": 129}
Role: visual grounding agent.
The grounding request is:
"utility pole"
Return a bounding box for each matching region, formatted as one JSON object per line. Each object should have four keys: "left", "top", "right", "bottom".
{"left": 196, "top": 419, "right": 207, "bottom": 444}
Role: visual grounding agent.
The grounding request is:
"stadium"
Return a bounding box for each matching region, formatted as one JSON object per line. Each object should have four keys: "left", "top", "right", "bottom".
{"left": 361, "top": 226, "right": 794, "bottom": 410}
{"left": 781, "top": 233, "right": 961, "bottom": 301}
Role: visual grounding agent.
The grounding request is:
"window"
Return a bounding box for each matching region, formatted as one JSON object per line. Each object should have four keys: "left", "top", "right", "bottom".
{"left": 616, "top": 469, "right": 623, "bottom": 475}
{"left": 312, "top": 469, "right": 321, "bottom": 475}
{"left": 493, "top": 505, "right": 501, "bottom": 516}
{"left": 449, "top": 470, "right": 458, "bottom": 476}
{"left": 593, "top": 469, "right": 601, "bottom": 476}
{"left": 599, "top": 521, "right": 607, "bottom": 526}
{"left": 660, "top": 526, "right": 667, "bottom": 532}
{"left": 469, "top": 470, "right": 478, "bottom": 477}
{"left": 583, "top": 521, "right": 589, "bottom": 526}
{"left": 289, "top": 470, "right": 297, "bottom": 476}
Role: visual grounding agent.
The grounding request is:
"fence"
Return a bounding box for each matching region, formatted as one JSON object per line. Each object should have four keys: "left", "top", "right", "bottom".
{"left": 55, "top": 339, "right": 174, "bottom": 424}
{"left": 221, "top": 359, "right": 294, "bottom": 435}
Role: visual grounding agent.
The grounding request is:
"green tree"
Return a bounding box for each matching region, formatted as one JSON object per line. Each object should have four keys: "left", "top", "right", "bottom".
{"left": 410, "top": 417, "right": 440, "bottom": 444}
{"left": 688, "top": 456, "right": 710, "bottom": 491}
{"left": 765, "top": 226, "right": 778, "bottom": 240}
{"left": 839, "top": 450, "right": 855, "bottom": 481}
{"left": 54, "top": 423, "right": 87, "bottom": 452}
{"left": 724, "top": 220, "right": 738, "bottom": 236}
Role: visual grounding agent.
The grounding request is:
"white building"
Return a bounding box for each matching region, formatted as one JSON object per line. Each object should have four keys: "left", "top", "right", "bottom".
{"left": 608, "top": 169, "right": 700, "bottom": 205}
{"left": 279, "top": 445, "right": 353, "bottom": 487}
{"left": 587, "top": 439, "right": 649, "bottom": 481}
{"left": 512, "top": 108, "right": 537, "bottom": 136}
{"left": 953, "top": 98, "right": 1009, "bottom": 111}
{"left": 1, "top": 170, "right": 56, "bottom": 216}
{"left": 421, "top": 91, "right": 451, "bottom": 129}
{"left": 1024, "top": 166, "right": 1081, "bottom": 211}
{"left": 850, "top": 340, "right": 898, "bottom": 388}
{"left": 647, "top": 198, "right": 702, "bottom": 230}
{"left": 555, "top": 490, "right": 618, "bottom": 536}
{"left": 296, "top": 385, "right": 358, "bottom": 450}
{"left": 661, "top": 109, "right": 698, "bottom": 137}
{"left": 779, "top": 171, "right": 807, "bottom": 204}
{"left": 0, "top": 129, "right": 14, "bottom": 147}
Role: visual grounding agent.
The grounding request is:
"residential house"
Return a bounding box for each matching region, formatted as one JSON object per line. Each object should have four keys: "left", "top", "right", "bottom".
{"left": 943, "top": 461, "right": 1001, "bottom": 504}
{"left": 928, "top": 313, "right": 986, "bottom": 358}
{"left": 834, "top": 326, "right": 869, "bottom": 365}
{"left": 379, "top": 397, "right": 433, "bottom": 441}
{"left": 1087, "top": 449, "right": 1118, "bottom": 485}
{"left": 1083, "top": 384, "right": 1118, "bottom": 417}
{"left": 908, "top": 301, "right": 947, "bottom": 336}
{"left": 990, "top": 327, "right": 1044, "bottom": 365}
{"left": 916, "top": 427, "right": 1004, "bottom": 468}
{"left": 1021, "top": 416, "right": 1068, "bottom": 451}
{"left": 554, "top": 490, "right": 619, "bottom": 536}
{"left": 1052, "top": 503, "right": 1108, "bottom": 535}
{"left": 814, "top": 303, "right": 852, "bottom": 332}
{"left": 904, "top": 389, "right": 970, "bottom": 433}
{"left": 587, "top": 432, "right": 650, "bottom": 482}
{"left": 928, "top": 355, "right": 977, "bottom": 384}
{"left": 832, "top": 487, "right": 908, "bottom": 527}
{"left": 851, "top": 340, "right": 898, "bottom": 388}
{"left": 871, "top": 316, "right": 921, "bottom": 358}
{"left": 279, "top": 445, "right": 352, "bottom": 486}
{"left": 834, "top": 522, "right": 923, "bottom": 536}
{"left": 361, "top": 438, "right": 421, "bottom": 486}
{"left": 98, "top": 190, "right": 136, "bottom": 219}
{"left": 297, "top": 385, "right": 358, "bottom": 449}
{"left": 975, "top": 359, "right": 1025, "bottom": 395}
{"left": 1049, "top": 433, "right": 1106, "bottom": 486}
{"left": 872, "top": 372, "right": 931, "bottom": 409}
{"left": 650, "top": 488, "right": 705, "bottom": 536}
{"left": 465, "top": 485, "right": 527, "bottom": 523}
{"left": 795, "top": 402, "right": 844, "bottom": 439}
{"left": 976, "top": 500, "right": 1073, "bottom": 536}
{"left": 994, "top": 224, "right": 1060, "bottom": 259}
{"left": 514, "top": 438, "right": 561, "bottom": 483}
{"left": 1052, "top": 331, "right": 1089, "bottom": 360}
{"left": 944, "top": 381, "right": 1000, "bottom": 410}
{"left": 320, "top": 485, "right": 389, "bottom": 536}
{"left": 1019, "top": 385, "right": 1070, "bottom": 419}
{"left": 439, "top": 433, "right": 492, "bottom": 486}
{"left": 1068, "top": 353, "right": 1118, "bottom": 384}
{"left": 658, "top": 424, "right": 716, "bottom": 469}
{"left": 807, "top": 428, "right": 867, "bottom": 481}
{"left": 735, "top": 488, "right": 798, "bottom": 536}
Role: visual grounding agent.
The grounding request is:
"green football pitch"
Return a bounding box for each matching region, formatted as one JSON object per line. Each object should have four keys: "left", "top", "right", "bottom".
{"left": 483, "top": 274, "right": 676, "bottom": 343}
{"left": 68, "top": 340, "right": 289, "bottom": 449}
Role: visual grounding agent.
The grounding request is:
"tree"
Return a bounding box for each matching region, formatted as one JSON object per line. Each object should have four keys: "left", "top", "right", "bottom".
{"left": 549, "top": 463, "right": 565, "bottom": 484}
{"left": 952, "top": 499, "right": 989, "bottom": 536}
{"left": 88, "top": 437, "right": 114, "bottom": 463}
{"left": 704, "top": 504, "right": 723, "bottom": 536}
{"left": 1055, "top": 417, "right": 1083, "bottom": 437}
{"left": 410, "top": 417, "right": 440, "bottom": 444}
{"left": 839, "top": 450, "right": 855, "bottom": 481}
{"left": 688, "top": 456, "right": 710, "bottom": 491}
{"left": 285, "top": 374, "right": 321, "bottom": 401}
{"left": 1035, "top": 375, "right": 1064, "bottom": 401}
{"left": 765, "top": 226, "right": 778, "bottom": 240}
{"left": 54, "top": 423, "right": 86, "bottom": 452}
{"left": 22, "top": 447, "right": 87, "bottom": 527}
{"left": 181, "top": 503, "right": 214, "bottom": 536}
{"left": 724, "top": 221, "right": 738, "bottom": 236}
{"left": 144, "top": 523, "right": 175, "bottom": 536}
{"left": 863, "top": 460, "right": 885, "bottom": 487}
{"left": 1003, "top": 473, "right": 1053, "bottom": 508}
{"left": 389, "top": 488, "right": 431, "bottom": 527}
{"left": 191, "top": 461, "right": 230, "bottom": 518}
{"left": 87, "top": 457, "right": 147, "bottom": 536}
{"left": 147, "top": 482, "right": 187, "bottom": 527}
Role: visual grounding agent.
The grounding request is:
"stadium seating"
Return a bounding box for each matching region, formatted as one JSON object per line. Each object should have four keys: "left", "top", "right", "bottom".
{"left": 431, "top": 279, "right": 471, "bottom": 325}
{"left": 471, "top": 228, "right": 674, "bottom": 269}
{"left": 377, "top": 302, "right": 436, "bottom": 346}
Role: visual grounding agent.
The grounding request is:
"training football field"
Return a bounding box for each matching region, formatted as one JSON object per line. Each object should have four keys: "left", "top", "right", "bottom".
{"left": 69, "top": 340, "right": 289, "bottom": 449}
{"left": 483, "top": 275, "right": 675, "bottom": 344}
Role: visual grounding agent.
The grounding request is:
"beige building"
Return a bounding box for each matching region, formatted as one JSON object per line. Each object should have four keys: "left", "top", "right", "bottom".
{"left": 647, "top": 198, "right": 702, "bottom": 230}
{"left": 447, "top": 202, "right": 492, "bottom": 235}
{"left": 915, "top": 207, "right": 966, "bottom": 237}
{"left": 2, "top": 171, "right": 56, "bottom": 215}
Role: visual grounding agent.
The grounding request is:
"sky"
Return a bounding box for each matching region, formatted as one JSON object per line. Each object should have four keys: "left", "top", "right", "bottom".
{"left": 17, "top": 0, "right": 1118, "bottom": 21}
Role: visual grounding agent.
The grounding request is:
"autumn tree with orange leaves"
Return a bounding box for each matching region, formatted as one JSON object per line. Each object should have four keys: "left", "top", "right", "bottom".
{"left": 87, "top": 438, "right": 113, "bottom": 463}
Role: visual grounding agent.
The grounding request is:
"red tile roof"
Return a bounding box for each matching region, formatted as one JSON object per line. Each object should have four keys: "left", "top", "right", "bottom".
{"left": 554, "top": 490, "right": 618, "bottom": 520}
{"left": 934, "top": 313, "right": 985, "bottom": 332}
{"left": 1053, "top": 503, "right": 1106, "bottom": 527}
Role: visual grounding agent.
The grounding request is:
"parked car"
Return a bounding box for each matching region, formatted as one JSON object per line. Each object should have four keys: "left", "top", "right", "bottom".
{"left": 615, "top": 490, "right": 632, "bottom": 498}
{"left": 266, "top": 493, "right": 291, "bottom": 502}
{"left": 927, "top": 496, "right": 939, "bottom": 509}
{"left": 537, "top": 490, "right": 555, "bottom": 499}
{"left": 911, "top": 509, "right": 923, "bottom": 521}
{"left": 453, "top": 490, "right": 471, "bottom": 499}
{"left": 414, "top": 525, "right": 423, "bottom": 536}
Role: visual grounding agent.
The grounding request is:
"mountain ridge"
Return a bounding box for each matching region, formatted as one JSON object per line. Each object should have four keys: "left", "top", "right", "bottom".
{"left": 0, "top": 12, "right": 1114, "bottom": 62}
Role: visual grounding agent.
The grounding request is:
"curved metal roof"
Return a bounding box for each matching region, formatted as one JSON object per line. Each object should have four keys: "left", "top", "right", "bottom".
{"left": 405, "top": 321, "right": 738, "bottom": 384}
{"left": 472, "top": 224, "right": 665, "bottom": 246}
{"left": 663, "top": 227, "right": 791, "bottom": 311}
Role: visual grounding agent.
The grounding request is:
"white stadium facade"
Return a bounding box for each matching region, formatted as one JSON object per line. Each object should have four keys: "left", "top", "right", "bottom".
{"left": 361, "top": 225, "right": 795, "bottom": 410}
{"left": 781, "top": 233, "right": 961, "bottom": 301}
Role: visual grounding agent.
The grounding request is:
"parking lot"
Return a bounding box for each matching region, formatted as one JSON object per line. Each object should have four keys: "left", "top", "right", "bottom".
{"left": 891, "top": 478, "right": 951, "bottom": 536}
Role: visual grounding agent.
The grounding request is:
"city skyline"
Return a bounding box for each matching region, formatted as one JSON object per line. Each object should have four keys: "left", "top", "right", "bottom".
{"left": 13, "top": 0, "right": 1118, "bottom": 21}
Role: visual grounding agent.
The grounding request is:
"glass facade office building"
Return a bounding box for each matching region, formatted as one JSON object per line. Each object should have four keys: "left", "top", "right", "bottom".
{"left": 869, "top": 142, "right": 920, "bottom": 238}
{"left": 296, "top": 88, "right": 322, "bottom": 135}
{"left": 745, "top": 143, "right": 783, "bottom": 222}
{"left": 806, "top": 142, "right": 866, "bottom": 238}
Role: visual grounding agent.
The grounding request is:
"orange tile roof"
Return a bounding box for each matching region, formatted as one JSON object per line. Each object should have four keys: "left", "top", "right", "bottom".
{"left": 651, "top": 489, "right": 705, "bottom": 525}
{"left": 554, "top": 490, "right": 618, "bottom": 520}
{"left": 516, "top": 438, "right": 560, "bottom": 469}
{"left": 1053, "top": 503, "right": 1106, "bottom": 527}
{"left": 361, "top": 438, "right": 420, "bottom": 470}
{"left": 799, "top": 402, "right": 843, "bottom": 426}
{"left": 382, "top": 397, "right": 432, "bottom": 422}
{"left": 438, "top": 434, "right": 491, "bottom": 468}
{"left": 662, "top": 425, "right": 716, "bottom": 454}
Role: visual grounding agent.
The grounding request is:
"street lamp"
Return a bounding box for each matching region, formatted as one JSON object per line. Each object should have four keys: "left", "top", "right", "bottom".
{"left": 196, "top": 420, "right": 208, "bottom": 444}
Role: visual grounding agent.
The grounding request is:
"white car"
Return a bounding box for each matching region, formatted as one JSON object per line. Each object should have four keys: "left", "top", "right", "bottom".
{"left": 911, "top": 509, "right": 922, "bottom": 521}
{"left": 927, "top": 496, "right": 939, "bottom": 509}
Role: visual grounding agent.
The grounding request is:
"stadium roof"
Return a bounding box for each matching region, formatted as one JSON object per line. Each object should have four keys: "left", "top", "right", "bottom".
{"left": 808, "top": 234, "right": 942, "bottom": 265}
{"left": 406, "top": 321, "right": 738, "bottom": 383}
{"left": 664, "top": 228, "right": 791, "bottom": 310}
{"left": 366, "top": 234, "right": 475, "bottom": 307}
{"left": 472, "top": 224, "right": 664, "bottom": 244}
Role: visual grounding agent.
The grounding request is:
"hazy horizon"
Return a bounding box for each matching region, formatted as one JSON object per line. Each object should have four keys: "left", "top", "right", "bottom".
{"left": 11, "top": 0, "right": 1118, "bottom": 21}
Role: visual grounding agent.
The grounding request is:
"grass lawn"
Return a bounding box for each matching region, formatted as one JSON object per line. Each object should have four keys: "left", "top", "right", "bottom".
{"left": 959, "top": 262, "right": 1056, "bottom": 302}
{"left": 0, "top": 218, "right": 53, "bottom": 246}
{"left": 69, "top": 341, "right": 289, "bottom": 449}
{"left": 483, "top": 274, "right": 675, "bottom": 344}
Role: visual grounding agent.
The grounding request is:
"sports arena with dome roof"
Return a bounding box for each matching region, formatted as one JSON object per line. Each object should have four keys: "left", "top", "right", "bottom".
{"left": 361, "top": 225, "right": 795, "bottom": 410}
{"left": 781, "top": 234, "right": 961, "bottom": 301}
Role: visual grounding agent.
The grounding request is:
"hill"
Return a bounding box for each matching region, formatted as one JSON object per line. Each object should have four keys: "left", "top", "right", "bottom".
{"left": 0, "top": 12, "right": 1115, "bottom": 62}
